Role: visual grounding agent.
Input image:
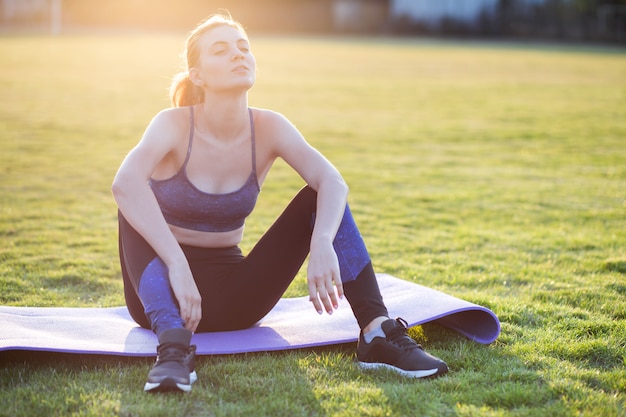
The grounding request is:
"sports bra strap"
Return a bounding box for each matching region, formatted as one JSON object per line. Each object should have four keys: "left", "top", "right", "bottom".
{"left": 249, "top": 108, "right": 257, "bottom": 175}
{"left": 181, "top": 106, "right": 195, "bottom": 169}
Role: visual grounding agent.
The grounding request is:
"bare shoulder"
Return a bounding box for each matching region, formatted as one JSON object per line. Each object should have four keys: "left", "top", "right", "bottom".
{"left": 254, "top": 106, "right": 299, "bottom": 127}
{"left": 139, "top": 107, "right": 191, "bottom": 148}
{"left": 149, "top": 107, "right": 190, "bottom": 135}
{"left": 251, "top": 108, "right": 302, "bottom": 144}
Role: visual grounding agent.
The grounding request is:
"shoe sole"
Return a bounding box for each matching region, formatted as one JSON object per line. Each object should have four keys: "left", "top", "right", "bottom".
{"left": 144, "top": 371, "right": 197, "bottom": 393}
{"left": 358, "top": 361, "right": 442, "bottom": 378}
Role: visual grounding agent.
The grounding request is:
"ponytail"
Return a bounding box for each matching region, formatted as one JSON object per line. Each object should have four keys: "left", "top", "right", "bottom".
{"left": 170, "top": 72, "right": 204, "bottom": 107}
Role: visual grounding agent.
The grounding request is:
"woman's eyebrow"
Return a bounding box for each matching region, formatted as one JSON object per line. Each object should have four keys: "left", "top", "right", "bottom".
{"left": 210, "top": 39, "right": 249, "bottom": 48}
{"left": 209, "top": 40, "right": 227, "bottom": 49}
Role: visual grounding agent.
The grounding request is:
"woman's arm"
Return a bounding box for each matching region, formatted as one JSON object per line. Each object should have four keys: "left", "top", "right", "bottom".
{"left": 261, "top": 110, "right": 349, "bottom": 315}
{"left": 111, "top": 109, "right": 202, "bottom": 332}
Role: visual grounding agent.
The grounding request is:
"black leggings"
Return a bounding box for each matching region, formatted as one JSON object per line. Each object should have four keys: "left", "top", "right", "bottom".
{"left": 119, "top": 186, "right": 388, "bottom": 332}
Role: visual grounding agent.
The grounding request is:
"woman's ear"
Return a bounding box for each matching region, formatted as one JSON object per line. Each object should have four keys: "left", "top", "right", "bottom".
{"left": 189, "top": 68, "right": 204, "bottom": 87}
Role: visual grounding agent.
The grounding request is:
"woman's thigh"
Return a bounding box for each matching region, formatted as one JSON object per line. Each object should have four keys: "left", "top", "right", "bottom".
{"left": 194, "top": 187, "right": 316, "bottom": 331}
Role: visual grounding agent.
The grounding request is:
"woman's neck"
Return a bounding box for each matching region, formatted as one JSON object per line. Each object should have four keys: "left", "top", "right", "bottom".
{"left": 196, "top": 93, "right": 249, "bottom": 141}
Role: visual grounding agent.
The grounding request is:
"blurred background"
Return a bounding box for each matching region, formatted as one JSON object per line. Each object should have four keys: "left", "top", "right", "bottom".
{"left": 1, "top": 0, "right": 625, "bottom": 43}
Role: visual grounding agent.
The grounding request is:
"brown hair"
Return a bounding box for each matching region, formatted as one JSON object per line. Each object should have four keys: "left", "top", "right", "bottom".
{"left": 170, "top": 14, "right": 248, "bottom": 107}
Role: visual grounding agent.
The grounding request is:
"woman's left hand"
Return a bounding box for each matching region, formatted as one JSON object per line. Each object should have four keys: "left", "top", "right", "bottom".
{"left": 307, "top": 241, "right": 344, "bottom": 315}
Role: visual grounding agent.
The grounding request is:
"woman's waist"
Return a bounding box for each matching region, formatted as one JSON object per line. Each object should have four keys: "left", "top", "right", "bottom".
{"left": 169, "top": 223, "right": 244, "bottom": 248}
{"left": 169, "top": 224, "right": 245, "bottom": 263}
{"left": 179, "top": 243, "right": 244, "bottom": 264}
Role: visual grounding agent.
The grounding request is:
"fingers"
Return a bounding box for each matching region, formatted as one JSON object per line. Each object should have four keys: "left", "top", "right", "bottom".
{"left": 308, "top": 280, "right": 324, "bottom": 315}
{"left": 317, "top": 285, "right": 334, "bottom": 315}
{"left": 335, "top": 280, "right": 344, "bottom": 303}
{"left": 185, "top": 305, "right": 201, "bottom": 334}
{"left": 168, "top": 263, "right": 202, "bottom": 333}
{"left": 179, "top": 295, "right": 202, "bottom": 333}
{"left": 308, "top": 273, "right": 343, "bottom": 315}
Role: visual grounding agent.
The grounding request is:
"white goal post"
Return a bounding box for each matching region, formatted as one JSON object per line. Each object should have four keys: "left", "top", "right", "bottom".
{"left": 0, "top": 0, "right": 61, "bottom": 34}
{"left": 50, "top": 0, "right": 61, "bottom": 34}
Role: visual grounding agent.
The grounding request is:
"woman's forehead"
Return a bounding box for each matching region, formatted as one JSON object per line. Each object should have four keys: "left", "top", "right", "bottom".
{"left": 199, "top": 25, "right": 249, "bottom": 47}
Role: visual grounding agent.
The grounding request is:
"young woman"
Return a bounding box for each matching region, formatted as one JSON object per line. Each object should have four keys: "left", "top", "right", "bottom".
{"left": 112, "top": 14, "right": 447, "bottom": 393}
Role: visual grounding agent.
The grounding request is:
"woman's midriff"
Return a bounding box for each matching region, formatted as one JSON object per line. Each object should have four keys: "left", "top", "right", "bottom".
{"left": 169, "top": 223, "right": 244, "bottom": 248}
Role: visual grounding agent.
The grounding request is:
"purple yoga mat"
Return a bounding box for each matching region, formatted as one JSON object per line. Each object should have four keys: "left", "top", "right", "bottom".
{"left": 0, "top": 274, "right": 500, "bottom": 356}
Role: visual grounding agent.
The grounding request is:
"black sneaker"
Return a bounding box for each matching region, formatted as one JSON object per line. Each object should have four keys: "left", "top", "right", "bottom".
{"left": 144, "top": 328, "right": 198, "bottom": 393}
{"left": 357, "top": 317, "right": 448, "bottom": 378}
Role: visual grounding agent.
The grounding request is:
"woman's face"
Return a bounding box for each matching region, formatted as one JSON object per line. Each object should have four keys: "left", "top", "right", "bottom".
{"left": 191, "top": 25, "right": 256, "bottom": 94}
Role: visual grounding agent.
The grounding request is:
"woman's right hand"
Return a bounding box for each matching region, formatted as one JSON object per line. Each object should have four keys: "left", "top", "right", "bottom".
{"left": 167, "top": 260, "right": 202, "bottom": 333}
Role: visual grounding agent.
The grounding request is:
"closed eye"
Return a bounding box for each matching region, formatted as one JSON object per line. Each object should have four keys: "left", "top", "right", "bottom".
{"left": 238, "top": 40, "right": 250, "bottom": 52}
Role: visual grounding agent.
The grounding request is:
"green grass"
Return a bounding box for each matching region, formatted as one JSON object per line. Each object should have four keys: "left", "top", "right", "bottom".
{"left": 1, "top": 33, "right": 625, "bottom": 416}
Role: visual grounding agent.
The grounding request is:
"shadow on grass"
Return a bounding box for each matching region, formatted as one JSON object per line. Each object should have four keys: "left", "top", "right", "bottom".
{"left": 0, "top": 348, "right": 329, "bottom": 416}
{"left": 0, "top": 325, "right": 524, "bottom": 416}
{"left": 5, "top": 321, "right": 618, "bottom": 416}
{"left": 359, "top": 323, "right": 563, "bottom": 415}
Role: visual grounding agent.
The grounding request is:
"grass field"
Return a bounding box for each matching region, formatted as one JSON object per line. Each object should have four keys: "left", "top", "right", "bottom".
{"left": 0, "top": 33, "right": 625, "bottom": 416}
